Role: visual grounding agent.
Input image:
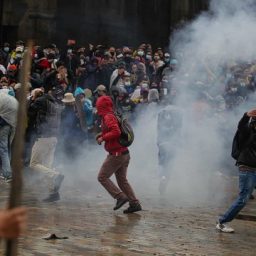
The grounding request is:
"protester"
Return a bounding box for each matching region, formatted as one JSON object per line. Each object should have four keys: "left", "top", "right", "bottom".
{"left": 0, "top": 90, "right": 18, "bottom": 181}
{"left": 96, "top": 96, "right": 142, "bottom": 213}
{"left": 216, "top": 109, "right": 256, "bottom": 233}
{"left": 28, "top": 89, "right": 64, "bottom": 202}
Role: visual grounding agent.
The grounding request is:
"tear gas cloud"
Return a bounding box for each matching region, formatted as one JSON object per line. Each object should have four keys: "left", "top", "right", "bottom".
{"left": 58, "top": 0, "right": 256, "bottom": 206}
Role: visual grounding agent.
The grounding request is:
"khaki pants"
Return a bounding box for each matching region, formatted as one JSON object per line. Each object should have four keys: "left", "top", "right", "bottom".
{"left": 30, "top": 137, "right": 58, "bottom": 192}
{"left": 98, "top": 153, "right": 139, "bottom": 205}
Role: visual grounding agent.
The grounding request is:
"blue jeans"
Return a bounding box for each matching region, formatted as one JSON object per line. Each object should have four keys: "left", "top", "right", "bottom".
{"left": 219, "top": 169, "right": 256, "bottom": 224}
{"left": 0, "top": 124, "right": 12, "bottom": 178}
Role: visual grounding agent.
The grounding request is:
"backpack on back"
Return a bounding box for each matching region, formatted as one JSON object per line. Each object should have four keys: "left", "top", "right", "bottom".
{"left": 110, "top": 112, "right": 134, "bottom": 147}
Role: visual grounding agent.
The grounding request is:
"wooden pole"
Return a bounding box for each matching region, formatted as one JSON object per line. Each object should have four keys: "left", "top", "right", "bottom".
{"left": 6, "top": 41, "right": 33, "bottom": 256}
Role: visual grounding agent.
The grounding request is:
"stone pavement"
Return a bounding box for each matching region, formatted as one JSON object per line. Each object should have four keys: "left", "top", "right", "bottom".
{"left": 0, "top": 175, "right": 256, "bottom": 256}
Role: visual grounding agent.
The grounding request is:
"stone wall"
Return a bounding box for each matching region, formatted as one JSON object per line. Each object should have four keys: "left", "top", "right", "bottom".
{"left": 2, "top": 0, "right": 208, "bottom": 47}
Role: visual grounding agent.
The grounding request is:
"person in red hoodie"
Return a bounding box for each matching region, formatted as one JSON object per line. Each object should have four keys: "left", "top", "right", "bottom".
{"left": 96, "top": 96, "right": 142, "bottom": 213}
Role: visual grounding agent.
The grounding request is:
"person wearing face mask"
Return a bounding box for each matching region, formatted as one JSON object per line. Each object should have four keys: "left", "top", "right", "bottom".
{"left": 109, "top": 46, "right": 116, "bottom": 62}
{"left": 123, "top": 73, "right": 134, "bottom": 95}
{"left": 9, "top": 40, "right": 24, "bottom": 65}
{"left": 135, "top": 48, "right": 145, "bottom": 64}
{"left": 8, "top": 46, "right": 24, "bottom": 68}
{"left": 123, "top": 49, "right": 133, "bottom": 73}
{"left": 59, "top": 46, "right": 79, "bottom": 77}
{"left": 150, "top": 53, "right": 164, "bottom": 84}
{"left": 0, "top": 43, "right": 11, "bottom": 66}
{"left": 110, "top": 62, "right": 130, "bottom": 89}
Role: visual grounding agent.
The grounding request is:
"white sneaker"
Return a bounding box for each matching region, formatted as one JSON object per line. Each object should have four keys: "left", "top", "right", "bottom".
{"left": 216, "top": 222, "right": 234, "bottom": 233}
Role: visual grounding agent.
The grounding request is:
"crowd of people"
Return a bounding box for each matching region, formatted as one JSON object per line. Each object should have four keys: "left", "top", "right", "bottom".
{"left": 1, "top": 40, "right": 256, "bottom": 235}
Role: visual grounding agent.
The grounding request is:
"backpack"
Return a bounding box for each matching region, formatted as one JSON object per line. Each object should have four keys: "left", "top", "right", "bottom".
{"left": 109, "top": 112, "right": 134, "bottom": 147}
{"left": 231, "top": 129, "right": 251, "bottom": 160}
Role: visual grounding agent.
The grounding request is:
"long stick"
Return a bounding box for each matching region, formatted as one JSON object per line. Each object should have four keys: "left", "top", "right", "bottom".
{"left": 75, "top": 95, "right": 87, "bottom": 133}
{"left": 6, "top": 41, "right": 33, "bottom": 256}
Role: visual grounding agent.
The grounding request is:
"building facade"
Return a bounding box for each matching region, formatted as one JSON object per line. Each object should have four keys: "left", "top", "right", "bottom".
{"left": 1, "top": 0, "right": 208, "bottom": 48}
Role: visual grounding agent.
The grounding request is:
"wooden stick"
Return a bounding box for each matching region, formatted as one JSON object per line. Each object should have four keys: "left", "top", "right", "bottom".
{"left": 75, "top": 95, "right": 87, "bottom": 133}
{"left": 6, "top": 41, "right": 33, "bottom": 256}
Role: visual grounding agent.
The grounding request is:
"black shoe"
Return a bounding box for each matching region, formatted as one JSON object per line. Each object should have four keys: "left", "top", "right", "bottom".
{"left": 53, "top": 174, "right": 64, "bottom": 193}
{"left": 42, "top": 192, "right": 60, "bottom": 203}
{"left": 249, "top": 194, "right": 254, "bottom": 200}
{"left": 113, "top": 198, "right": 129, "bottom": 211}
{"left": 123, "top": 203, "right": 142, "bottom": 214}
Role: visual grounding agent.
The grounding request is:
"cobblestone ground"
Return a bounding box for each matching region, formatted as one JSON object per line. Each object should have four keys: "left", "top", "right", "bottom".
{"left": 0, "top": 170, "right": 255, "bottom": 256}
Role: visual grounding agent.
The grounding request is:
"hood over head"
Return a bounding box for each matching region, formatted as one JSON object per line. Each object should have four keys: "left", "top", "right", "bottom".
{"left": 96, "top": 96, "right": 114, "bottom": 116}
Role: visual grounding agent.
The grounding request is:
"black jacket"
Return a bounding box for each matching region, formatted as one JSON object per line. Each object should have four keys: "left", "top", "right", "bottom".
{"left": 237, "top": 113, "right": 256, "bottom": 167}
{"left": 29, "top": 94, "right": 60, "bottom": 138}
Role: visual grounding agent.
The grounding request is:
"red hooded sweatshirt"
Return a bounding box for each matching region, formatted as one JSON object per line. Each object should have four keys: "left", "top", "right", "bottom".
{"left": 96, "top": 96, "right": 128, "bottom": 154}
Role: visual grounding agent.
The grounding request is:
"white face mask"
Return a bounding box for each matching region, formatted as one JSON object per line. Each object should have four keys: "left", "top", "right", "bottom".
{"left": 231, "top": 88, "right": 237, "bottom": 92}
{"left": 146, "top": 55, "right": 152, "bottom": 60}
{"left": 125, "top": 81, "right": 131, "bottom": 86}
{"left": 117, "top": 54, "right": 123, "bottom": 59}
{"left": 4, "top": 47, "right": 9, "bottom": 52}
{"left": 80, "top": 59, "right": 85, "bottom": 65}
{"left": 16, "top": 53, "right": 22, "bottom": 58}
{"left": 141, "top": 83, "right": 149, "bottom": 88}
{"left": 137, "top": 51, "right": 144, "bottom": 56}
{"left": 67, "top": 49, "right": 72, "bottom": 54}
{"left": 154, "top": 56, "right": 160, "bottom": 61}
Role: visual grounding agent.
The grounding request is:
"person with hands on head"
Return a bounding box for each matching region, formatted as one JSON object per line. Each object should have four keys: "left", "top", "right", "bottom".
{"left": 216, "top": 109, "right": 256, "bottom": 233}
{"left": 0, "top": 207, "right": 27, "bottom": 239}
{"left": 96, "top": 96, "right": 141, "bottom": 214}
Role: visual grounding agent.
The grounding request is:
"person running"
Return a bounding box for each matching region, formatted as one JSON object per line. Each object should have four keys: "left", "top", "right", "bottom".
{"left": 96, "top": 96, "right": 142, "bottom": 213}
{"left": 216, "top": 109, "right": 256, "bottom": 233}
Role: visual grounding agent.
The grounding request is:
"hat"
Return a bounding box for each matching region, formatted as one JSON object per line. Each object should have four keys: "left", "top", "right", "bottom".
{"left": 96, "top": 84, "right": 106, "bottom": 92}
{"left": 8, "top": 65, "right": 17, "bottom": 71}
{"left": 74, "top": 87, "right": 85, "bottom": 97}
{"left": 62, "top": 93, "right": 75, "bottom": 103}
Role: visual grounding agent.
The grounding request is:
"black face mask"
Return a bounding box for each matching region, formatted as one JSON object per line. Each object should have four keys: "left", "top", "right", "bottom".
{"left": 124, "top": 55, "right": 132, "bottom": 62}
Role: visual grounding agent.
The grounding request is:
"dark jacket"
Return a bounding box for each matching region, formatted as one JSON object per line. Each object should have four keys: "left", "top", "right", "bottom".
{"left": 96, "top": 96, "right": 127, "bottom": 154}
{"left": 29, "top": 94, "right": 60, "bottom": 138}
{"left": 237, "top": 113, "right": 256, "bottom": 167}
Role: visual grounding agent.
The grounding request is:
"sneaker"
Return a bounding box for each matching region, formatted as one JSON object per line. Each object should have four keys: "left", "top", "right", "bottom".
{"left": 113, "top": 197, "right": 129, "bottom": 211}
{"left": 123, "top": 203, "right": 142, "bottom": 214}
{"left": 53, "top": 174, "right": 64, "bottom": 193}
{"left": 42, "top": 192, "right": 60, "bottom": 203}
{"left": 216, "top": 222, "right": 234, "bottom": 233}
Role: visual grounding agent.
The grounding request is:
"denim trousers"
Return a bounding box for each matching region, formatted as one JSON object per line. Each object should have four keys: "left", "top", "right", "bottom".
{"left": 0, "top": 124, "right": 12, "bottom": 178}
{"left": 219, "top": 169, "right": 256, "bottom": 224}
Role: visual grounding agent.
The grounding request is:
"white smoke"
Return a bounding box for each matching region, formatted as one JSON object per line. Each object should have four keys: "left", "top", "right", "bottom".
{"left": 157, "top": 0, "right": 256, "bottom": 204}
{"left": 52, "top": 0, "right": 256, "bottom": 207}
